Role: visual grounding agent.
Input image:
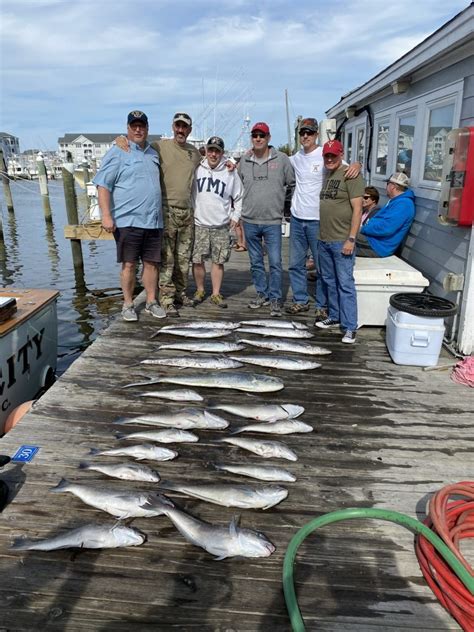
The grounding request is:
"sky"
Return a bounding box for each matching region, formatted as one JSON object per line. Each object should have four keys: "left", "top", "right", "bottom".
{"left": 0, "top": 0, "right": 470, "bottom": 152}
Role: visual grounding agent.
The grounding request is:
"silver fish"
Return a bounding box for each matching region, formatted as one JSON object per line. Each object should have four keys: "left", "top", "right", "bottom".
{"left": 116, "top": 429, "right": 199, "bottom": 443}
{"left": 221, "top": 437, "right": 297, "bottom": 461}
{"left": 140, "top": 356, "right": 243, "bottom": 369}
{"left": 238, "top": 338, "right": 331, "bottom": 355}
{"left": 154, "top": 341, "right": 245, "bottom": 353}
{"left": 237, "top": 327, "right": 313, "bottom": 339}
{"left": 232, "top": 419, "right": 313, "bottom": 435}
{"left": 210, "top": 403, "right": 304, "bottom": 422}
{"left": 90, "top": 444, "right": 178, "bottom": 461}
{"left": 239, "top": 319, "right": 308, "bottom": 330}
{"left": 11, "top": 523, "right": 146, "bottom": 551}
{"left": 135, "top": 388, "right": 203, "bottom": 401}
{"left": 152, "top": 327, "right": 232, "bottom": 339}
{"left": 142, "top": 371, "right": 284, "bottom": 393}
{"left": 230, "top": 354, "right": 321, "bottom": 371}
{"left": 114, "top": 408, "right": 229, "bottom": 430}
{"left": 160, "top": 507, "right": 275, "bottom": 559}
{"left": 158, "top": 320, "right": 240, "bottom": 331}
{"left": 158, "top": 481, "right": 288, "bottom": 509}
{"left": 50, "top": 478, "right": 174, "bottom": 519}
{"left": 79, "top": 461, "right": 160, "bottom": 482}
{"left": 214, "top": 463, "right": 296, "bottom": 483}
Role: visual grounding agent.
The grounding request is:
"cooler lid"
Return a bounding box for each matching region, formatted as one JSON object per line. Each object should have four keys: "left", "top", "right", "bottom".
{"left": 354, "top": 256, "right": 429, "bottom": 286}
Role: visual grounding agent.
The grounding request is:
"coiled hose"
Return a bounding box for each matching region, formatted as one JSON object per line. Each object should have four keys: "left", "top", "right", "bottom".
{"left": 283, "top": 485, "right": 474, "bottom": 632}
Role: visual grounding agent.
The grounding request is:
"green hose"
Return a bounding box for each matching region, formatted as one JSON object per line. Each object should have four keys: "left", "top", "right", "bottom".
{"left": 283, "top": 507, "right": 474, "bottom": 632}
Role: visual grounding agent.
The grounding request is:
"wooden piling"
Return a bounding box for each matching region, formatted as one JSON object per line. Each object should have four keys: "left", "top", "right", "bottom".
{"left": 62, "top": 160, "right": 84, "bottom": 271}
{"left": 36, "top": 152, "right": 52, "bottom": 221}
{"left": 0, "top": 149, "right": 14, "bottom": 213}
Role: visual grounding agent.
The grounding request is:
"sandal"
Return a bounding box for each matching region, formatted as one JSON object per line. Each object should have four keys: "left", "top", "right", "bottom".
{"left": 234, "top": 245, "right": 247, "bottom": 252}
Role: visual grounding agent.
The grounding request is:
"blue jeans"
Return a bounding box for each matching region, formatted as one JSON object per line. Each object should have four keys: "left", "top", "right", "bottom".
{"left": 288, "top": 216, "right": 327, "bottom": 309}
{"left": 243, "top": 222, "right": 282, "bottom": 301}
{"left": 318, "top": 240, "right": 358, "bottom": 331}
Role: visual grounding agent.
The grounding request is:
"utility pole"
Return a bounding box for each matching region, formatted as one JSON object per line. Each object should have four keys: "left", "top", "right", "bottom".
{"left": 285, "top": 89, "right": 292, "bottom": 154}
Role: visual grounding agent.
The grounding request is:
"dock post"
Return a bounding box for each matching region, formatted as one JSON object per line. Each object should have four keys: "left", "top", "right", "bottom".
{"left": 36, "top": 152, "right": 52, "bottom": 222}
{"left": 0, "top": 149, "right": 14, "bottom": 213}
{"left": 62, "top": 158, "right": 84, "bottom": 271}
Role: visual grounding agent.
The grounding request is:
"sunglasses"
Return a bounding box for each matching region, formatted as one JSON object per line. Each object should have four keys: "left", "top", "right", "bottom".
{"left": 363, "top": 195, "right": 372, "bottom": 199}
{"left": 299, "top": 129, "right": 316, "bottom": 136}
{"left": 251, "top": 132, "right": 267, "bottom": 139}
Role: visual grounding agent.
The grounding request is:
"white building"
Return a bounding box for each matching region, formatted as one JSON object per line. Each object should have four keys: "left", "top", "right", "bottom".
{"left": 0, "top": 133, "right": 20, "bottom": 160}
{"left": 57, "top": 133, "right": 162, "bottom": 165}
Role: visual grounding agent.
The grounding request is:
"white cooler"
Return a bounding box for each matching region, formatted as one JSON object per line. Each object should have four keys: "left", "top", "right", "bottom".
{"left": 386, "top": 305, "right": 445, "bottom": 367}
{"left": 354, "top": 256, "right": 429, "bottom": 326}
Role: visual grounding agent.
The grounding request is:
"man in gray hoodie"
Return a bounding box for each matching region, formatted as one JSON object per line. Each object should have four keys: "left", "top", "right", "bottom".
{"left": 238, "top": 122, "right": 295, "bottom": 317}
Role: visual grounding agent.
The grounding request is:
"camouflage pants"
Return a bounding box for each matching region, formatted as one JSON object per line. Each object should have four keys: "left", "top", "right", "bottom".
{"left": 159, "top": 206, "right": 194, "bottom": 305}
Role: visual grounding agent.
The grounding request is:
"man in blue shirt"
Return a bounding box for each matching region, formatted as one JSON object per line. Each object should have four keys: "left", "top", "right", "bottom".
{"left": 357, "top": 172, "right": 415, "bottom": 258}
{"left": 94, "top": 111, "right": 165, "bottom": 321}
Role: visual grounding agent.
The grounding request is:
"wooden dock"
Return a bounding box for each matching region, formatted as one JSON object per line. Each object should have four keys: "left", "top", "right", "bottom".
{"left": 0, "top": 246, "right": 472, "bottom": 631}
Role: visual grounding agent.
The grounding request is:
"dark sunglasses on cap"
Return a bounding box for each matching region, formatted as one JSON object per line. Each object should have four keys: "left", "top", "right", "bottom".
{"left": 299, "top": 129, "right": 316, "bottom": 136}
{"left": 363, "top": 195, "right": 372, "bottom": 199}
{"left": 251, "top": 132, "right": 267, "bottom": 139}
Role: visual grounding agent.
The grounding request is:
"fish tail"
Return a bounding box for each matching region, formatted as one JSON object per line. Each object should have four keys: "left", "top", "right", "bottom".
{"left": 89, "top": 448, "right": 102, "bottom": 456}
{"left": 115, "top": 432, "right": 126, "bottom": 440}
{"left": 78, "top": 462, "right": 90, "bottom": 470}
{"left": 11, "top": 538, "right": 33, "bottom": 550}
{"left": 50, "top": 477, "right": 71, "bottom": 492}
{"left": 229, "top": 428, "right": 243, "bottom": 435}
{"left": 156, "top": 480, "right": 176, "bottom": 491}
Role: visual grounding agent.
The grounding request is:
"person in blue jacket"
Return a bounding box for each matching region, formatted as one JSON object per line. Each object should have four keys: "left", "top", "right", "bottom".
{"left": 356, "top": 172, "right": 415, "bottom": 257}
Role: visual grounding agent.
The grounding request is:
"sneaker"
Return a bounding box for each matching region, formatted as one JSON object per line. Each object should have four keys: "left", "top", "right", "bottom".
{"left": 193, "top": 290, "right": 206, "bottom": 305}
{"left": 122, "top": 304, "right": 138, "bottom": 322}
{"left": 175, "top": 294, "right": 194, "bottom": 308}
{"left": 145, "top": 301, "right": 166, "bottom": 319}
{"left": 210, "top": 294, "right": 228, "bottom": 308}
{"left": 285, "top": 302, "right": 310, "bottom": 314}
{"left": 270, "top": 300, "right": 282, "bottom": 317}
{"left": 248, "top": 294, "right": 270, "bottom": 309}
{"left": 161, "top": 302, "right": 180, "bottom": 317}
{"left": 342, "top": 330, "right": 356, "bottom": 344}
{"left": 315, "top": 317, "right": 340, "bottom": 330}
{"left": 314, "top": 308, "right": 328, "bottom": 323}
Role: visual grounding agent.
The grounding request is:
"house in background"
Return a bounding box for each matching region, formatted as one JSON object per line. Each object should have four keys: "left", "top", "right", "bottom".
{"left": 325, "top": 3, "right": 474, "bottom": 355}
{"left": 57, "top": 133, "right": 162, "bottom": 165}
{"left": 0, "top": 133, "right": 20, "bottom": 160}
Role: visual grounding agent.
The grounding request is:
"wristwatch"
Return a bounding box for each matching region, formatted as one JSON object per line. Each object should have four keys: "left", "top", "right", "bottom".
{"left": 348, "top": 237, "right": 355, "bottom": 243}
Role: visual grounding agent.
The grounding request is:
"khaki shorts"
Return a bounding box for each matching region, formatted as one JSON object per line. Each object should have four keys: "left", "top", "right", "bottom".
{"left": 192, "top": 225, "right": 231, "bottom": 264}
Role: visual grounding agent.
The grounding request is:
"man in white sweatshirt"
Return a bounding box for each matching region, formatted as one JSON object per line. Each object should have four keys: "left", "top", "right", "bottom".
{"left": 191, "top": 136, "right": 243, "bottom": 308}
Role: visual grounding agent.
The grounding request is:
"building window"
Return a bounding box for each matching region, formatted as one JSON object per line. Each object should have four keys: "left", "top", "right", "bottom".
{"left": 396, "top": 114, "right": 415, "bottom": 177}
{"left": 345, "top": 132, "right": 353, "bottom": 163}
{"left": 375, "top": 122, "right": 389, "bottom": 175}
{"left": 356, "top": 127, "right": 365, "bottom": 165}
{"left": 423, "top": 103, "right": 455, "bottom": 182}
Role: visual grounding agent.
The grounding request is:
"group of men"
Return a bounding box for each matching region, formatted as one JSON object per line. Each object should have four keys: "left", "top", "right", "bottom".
{"left": 94, "top": 110, "right": 415, "bottom": 344}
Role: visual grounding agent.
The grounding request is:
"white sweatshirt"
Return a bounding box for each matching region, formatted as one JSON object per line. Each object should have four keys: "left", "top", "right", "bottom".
{"left": 192, "top": 159, "right": 243, "bottom": 228}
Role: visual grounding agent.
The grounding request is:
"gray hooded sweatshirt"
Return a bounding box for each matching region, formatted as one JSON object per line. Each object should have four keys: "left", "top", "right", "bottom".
{"left": 238, "top": 147, "right": 295, "bottom": 225}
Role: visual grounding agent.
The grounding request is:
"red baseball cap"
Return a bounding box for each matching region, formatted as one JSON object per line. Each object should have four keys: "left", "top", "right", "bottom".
{"left": 322, "top": 140, "right": 344, "bottom": 156}
{"left": 251, "top": 122, "right": 270, "bottom": 135}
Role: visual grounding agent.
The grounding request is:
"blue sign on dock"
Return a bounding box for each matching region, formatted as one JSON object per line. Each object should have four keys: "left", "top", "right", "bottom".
{"left": 11, "top": 445, "right": 40, "bottom": 463}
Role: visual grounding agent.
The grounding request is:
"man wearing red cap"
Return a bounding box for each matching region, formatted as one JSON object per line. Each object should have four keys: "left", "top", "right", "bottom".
{"left": 316, "top": 140, "right": 365, "bottom": 344}
{"left": 238, "top": 122, "right": 295, "bottom": 317}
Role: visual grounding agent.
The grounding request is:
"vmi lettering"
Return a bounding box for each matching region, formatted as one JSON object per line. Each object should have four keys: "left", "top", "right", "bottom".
{"left": 196, "top": 177, "right": 226, "bottom": 198}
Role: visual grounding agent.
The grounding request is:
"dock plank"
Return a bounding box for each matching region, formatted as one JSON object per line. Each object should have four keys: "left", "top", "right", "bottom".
{"left": 0, "top": 247, "right": 472, "bottom": 630}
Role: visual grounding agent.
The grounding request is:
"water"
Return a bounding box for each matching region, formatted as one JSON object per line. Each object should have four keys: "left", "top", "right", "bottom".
{"left": 0, "top": 180, "right": 122, "bottom": 375}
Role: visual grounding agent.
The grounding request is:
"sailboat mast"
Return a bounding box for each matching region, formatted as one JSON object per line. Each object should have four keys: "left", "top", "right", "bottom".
{"left": 285, "top": 89, "right": 292, "bottom": 153}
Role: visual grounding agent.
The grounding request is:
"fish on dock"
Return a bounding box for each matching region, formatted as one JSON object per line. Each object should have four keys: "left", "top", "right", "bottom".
{"left": 152, "top": 327, "right": 233, "bottom": 339}
{"left": 133, "top": 388, "right": 203, "bottom": 401}
{"left": 159, "top": 506, "right": 275, "bottom": 559}
{"left": 238, "top": 338, "right": 331, "bottom": 355}
{"left": 135, "top": 371, "right": 284, "bottom": 393}
{"left": 157, "top": 481, "right": 288, "bottom": 509}
{"left": 114, "top": 408, "right": 229, "bottom": 429}
{"left": 50, "top": 479, "right": 174, "bottom": 519}
{"left": 220, "top": 437, "right": 298, "bottom": 461}
{"left": 116, "top": 429, "right": 199, "bottom": 443}
{"left": 140, "top": 356, "right": 243, "bottom": 369}
{"left": 79, "top": 461, "right": 160, "bottom": 482}
{"left": 11, "top": 523, "right": 147, "bottom": 551}
{"left": 239, "top": 319, "right": 308, "bottom": 330}
{"left": 209, "top": 403, "right": 304, "bottom": 421}
{"left": 237, "top": 327, "right": 313, "bottom": 339}
{"left": 231, "top": 419, "right": 313, "bottom": 435}
{"left": 156, "top": 320, "right": 241, "bottom": 331}
{"left": 154, "top": 341, "right": 245, "bottom": 353}
{"left": 229, "top": 354, "right": 321, "bottom": 371}
{"left": 89, "top": 444, "right": 178, "bottom": 461}
{"left": 213, "top": 463, "right": 296, "bottom": 483}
